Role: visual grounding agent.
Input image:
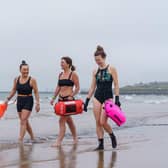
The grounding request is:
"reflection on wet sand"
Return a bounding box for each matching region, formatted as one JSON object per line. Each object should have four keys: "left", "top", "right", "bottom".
{"left": 97, "top": 151, "right": 117, "bottom": 168}
{"left": 57, "top": 145, "right": 77, "bottom": 168}
{"left": 18, "top": 144, "right": 33, "bottom": 168}
{"left": 0, "top": 155, "right": 5, "bottom": 167}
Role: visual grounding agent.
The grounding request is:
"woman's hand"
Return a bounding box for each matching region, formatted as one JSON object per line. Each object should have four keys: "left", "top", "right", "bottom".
{"left": 84, "top": 98, "right": 90, "bottom": 112}
{"left": 35, "top": 104, "right": 40, "bottom": 112}
{"left": 4, "top": 99, "right": 9, "bottom": 105}
{"left": 50, "top": 99, "right": 55, "bottom": 106}
{"left": 115, "top": 96, "right": 121, "bottom": 107}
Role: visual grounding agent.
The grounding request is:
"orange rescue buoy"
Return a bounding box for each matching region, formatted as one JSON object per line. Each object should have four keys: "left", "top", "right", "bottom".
{"left": 54, "top": 99, "right": 84, "bottom": 116}
{"left": 0, "top": 103, "right": 8, "bottom": 118}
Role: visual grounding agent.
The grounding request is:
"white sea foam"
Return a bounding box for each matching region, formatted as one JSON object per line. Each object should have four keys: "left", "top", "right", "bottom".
{"left": 124, "top": 96, "right": 133, "bottom": 100}
{"left": 144, "top": 99, "right": 168, "bottom": 104}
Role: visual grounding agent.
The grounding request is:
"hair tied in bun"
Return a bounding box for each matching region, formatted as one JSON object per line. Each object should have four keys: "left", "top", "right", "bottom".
{"left": 97, "top": 45, "right": 104, "bottom": 51}
{"left": 94, "top": 45, "right": 106, "bottom": 58}
{"left": 22, "top": 60, "right": 26, "bottom": 64}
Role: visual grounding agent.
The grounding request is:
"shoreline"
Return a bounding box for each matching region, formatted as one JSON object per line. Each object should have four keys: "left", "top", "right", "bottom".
{"left": 0, "top": 123, "right": 168, "bottom": 167}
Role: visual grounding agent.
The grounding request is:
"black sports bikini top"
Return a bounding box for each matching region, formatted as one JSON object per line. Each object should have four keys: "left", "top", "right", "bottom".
{"left": 16, "top": 76, "right": 33, "bottom": 95}
{"left": 58, "top": 72, "right": 74, "bottom": 87}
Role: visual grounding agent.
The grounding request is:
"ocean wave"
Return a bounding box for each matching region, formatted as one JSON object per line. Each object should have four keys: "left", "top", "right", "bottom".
{"left": 144, "top": 99, "right": 168, "bottom": 104}
{"left": 124, "top": 96, "right": 133, "bottom": 100}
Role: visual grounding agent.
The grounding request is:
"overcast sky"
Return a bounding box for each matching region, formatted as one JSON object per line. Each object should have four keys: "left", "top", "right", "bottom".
{"left": 0, "top": 0, "right": 168, "bottom": 91}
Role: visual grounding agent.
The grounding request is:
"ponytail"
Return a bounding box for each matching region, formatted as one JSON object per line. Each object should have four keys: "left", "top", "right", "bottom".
{"left": 61, "top": 56, "right": 76, "bottom": 71}
{"left": 71, "top": 65, "right": 76, "bottom": 71}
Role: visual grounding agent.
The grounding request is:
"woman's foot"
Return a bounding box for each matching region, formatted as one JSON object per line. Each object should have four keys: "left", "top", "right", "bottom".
{"left": 29, "top": 138, "right": 39, "bottom": 144}
{"left": 94, "top": 145, "right": 104, "bottom": 151}
{"left": 109, "top": 133, "right": 117, "bottom": 148}
{"left": 51, "top": 140, "right": 61, "bottom": 147}
{"left": 94, "top": 139, "right": 104, "bottom": 151}
{"left": 73, "top": 137, "right": 78, "bottom": 145}
{"left": 18, "top": 138, "right": 24, "bottom": 144}
{"left": 30, "top": 136, "right": 35, "bottom": 141}
{"left": 18, "top": 140, "right": 23, "bottom": 144}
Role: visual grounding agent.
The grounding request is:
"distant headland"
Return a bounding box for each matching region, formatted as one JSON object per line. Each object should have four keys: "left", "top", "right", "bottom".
{"left": 80, "top": 81, "right": 168, "bottom": 95}
{"left": 119, "top": 81, "right": 168, "bottom": 95}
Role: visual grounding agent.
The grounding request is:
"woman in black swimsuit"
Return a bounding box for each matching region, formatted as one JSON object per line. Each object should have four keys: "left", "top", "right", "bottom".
{"left": 5, "top": 60, "right": 40, "bottom": 142}
{"left": 50, "top": 56, "right": 80, "bottom": 147}
{"left": 84, "top": 46, "right": 121, "bottom": 150}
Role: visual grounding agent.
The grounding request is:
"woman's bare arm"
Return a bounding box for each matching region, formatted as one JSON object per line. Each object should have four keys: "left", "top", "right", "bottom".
{"left": 31, "top": 78, "right": 40, "bottom": 112}
{"left": 87, "top": 70, "right": 97, "bottom": 99}
{"left": 111, "top": 66, "right": 120, "bottom": 96}
{"left": 6, "top": 78, "right": 17, "bottom": 101}
{"left": 71, "top": 72, "right": 80, "bottom": 97}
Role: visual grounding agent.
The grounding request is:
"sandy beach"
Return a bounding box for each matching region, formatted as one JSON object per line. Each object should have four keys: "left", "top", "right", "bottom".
{"left": 0, "top": 116, "right": 168, "bottom": 168}
{"left": 0, "top": 94, "right": 168, "bottom": 168}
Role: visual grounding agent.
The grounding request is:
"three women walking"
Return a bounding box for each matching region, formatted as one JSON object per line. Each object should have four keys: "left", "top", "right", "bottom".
{"left": 4, "top": 46, "right": 121, "bottom": 150}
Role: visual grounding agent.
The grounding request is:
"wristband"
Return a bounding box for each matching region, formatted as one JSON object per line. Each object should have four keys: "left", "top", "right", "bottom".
{"left": 52, "top": 95, "right": 56, "bottom": 100}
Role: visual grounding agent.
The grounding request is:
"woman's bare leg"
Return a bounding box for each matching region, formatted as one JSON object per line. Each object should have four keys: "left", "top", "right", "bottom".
{"left": 52, "top": 116, "right": 67, "bottom": 147}
{"left": 66, "top": 116, "right": 78, "bottom": 144}
{"left": 93, "top": 98, "right": 104, "bottom": 150}
{"left": 26, "top": 121, "right": 35, "bottom": 140}
{"left": 18, "top": 112, "right": 34, "bottom": 140}
{"left": 93, "top": 98, "right": 104, "bottom": 139}
{"left": 19, "top": 110, "right": 31, "bottom": 141}
{"left": 100, "top": 104, "right": 117, "bottom": 148}
{"left": 100, "top": 109, "right": 112, "bottom": 133}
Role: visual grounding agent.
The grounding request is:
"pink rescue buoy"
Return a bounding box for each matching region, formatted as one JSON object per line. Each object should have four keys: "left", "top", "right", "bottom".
{"left": 104, "top": 99, "right": 126, "bottom": 126}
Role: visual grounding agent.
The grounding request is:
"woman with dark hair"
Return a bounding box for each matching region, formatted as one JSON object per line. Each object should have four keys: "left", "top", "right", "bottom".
{"left": 50, "top": 56, "right": 80, "bottom": 147}
{"left": 5, "top": 60, "right": 40, "bottom": 142}
{"left": 84, "top": 46, "right": 121, "bottom": 150}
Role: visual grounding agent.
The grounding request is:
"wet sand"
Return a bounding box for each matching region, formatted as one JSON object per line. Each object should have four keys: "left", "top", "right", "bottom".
{"left": 1, "top": 100, "right": 168, "bottom": 168}
{"left": 1, "top": 116, "right": 168, "bottom": 168}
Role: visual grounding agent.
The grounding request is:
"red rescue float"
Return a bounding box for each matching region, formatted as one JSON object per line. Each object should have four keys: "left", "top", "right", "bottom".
{"left": 54, "top": 99, "right": 84, "bottom": 116}
{"left": 0, "top": 103, "right": 8, "bottom": 118}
